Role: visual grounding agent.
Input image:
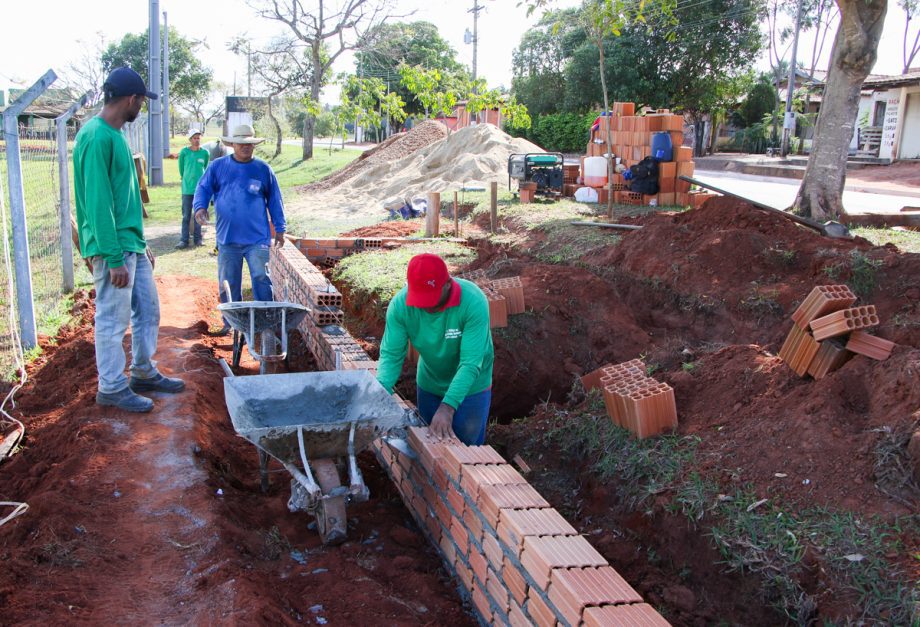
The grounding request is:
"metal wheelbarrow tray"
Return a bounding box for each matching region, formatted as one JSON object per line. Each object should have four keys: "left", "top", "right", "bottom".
{"left": 217, "top": 300, "right": 310, "bottom": 368}
{"left": 223, "top": 369, "right": 413, "bottom": 544}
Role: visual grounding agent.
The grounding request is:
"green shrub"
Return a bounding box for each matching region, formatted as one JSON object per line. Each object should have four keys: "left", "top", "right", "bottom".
{"left": 508, "top": 112, "right": 596, "bottom": 152}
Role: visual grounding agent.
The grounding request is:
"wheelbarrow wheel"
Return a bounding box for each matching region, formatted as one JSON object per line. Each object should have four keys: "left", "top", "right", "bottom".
{"left": 315, "top": 495, "right": 347, "bottom": 545}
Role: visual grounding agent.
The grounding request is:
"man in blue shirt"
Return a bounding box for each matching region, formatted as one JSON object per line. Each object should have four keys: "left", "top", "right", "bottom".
{"left": 193, "top": 124, "right": 286, "bottom": 335}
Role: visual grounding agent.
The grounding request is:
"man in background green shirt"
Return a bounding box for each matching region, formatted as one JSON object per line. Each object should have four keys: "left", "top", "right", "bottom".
{"left": 377, "top": 253, "right": 494, "bottom": 444}
{"left": 176, "top": 128, "right": 209, "bottom": 248}
{"left": 73, "top": 66, "right": 185, "bottom": 413}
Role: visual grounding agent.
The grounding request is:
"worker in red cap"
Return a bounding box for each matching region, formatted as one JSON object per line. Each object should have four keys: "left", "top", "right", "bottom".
{"left": 377, "top": 253, "right": 494, "bottom": 444}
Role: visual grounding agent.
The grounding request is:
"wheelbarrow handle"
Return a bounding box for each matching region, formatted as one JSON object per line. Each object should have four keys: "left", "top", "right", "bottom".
{"left": 222, "top": 280, "right": 233, "bottom": 303}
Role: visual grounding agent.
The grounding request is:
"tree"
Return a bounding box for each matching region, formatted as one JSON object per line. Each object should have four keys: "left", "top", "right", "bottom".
{"left": 177, "top": 81, "right": 228, "bottom": 129}
{"left": 737, "top": 76, "right": 779, "bottom": 128}
{"left": 61, "top": 32, "right": 108, "bottom": 106}
{"left": 231, "top": 36, "right": 315, "bottom": 157}
{"left": 355, "top": 21, "right": 467, "bottom": 115}
{"left": 511, "top": 8, "right": 586, "bottom": 116}
{"left": 399, "top": 64, "right": 457, "bottom": 118}
{"left": 902, "top": 0, "right": 920, "bottom": 73}
{"left": 248, "top": 0, "right": 409, "bottom": 161}
{"left": 793, "top": 0, "right": 887, "bottom": 220}
{"left": 338, "top": 73, "right": 406, "bottom": 142}
{"left": 101, "top": 27, "right": 212, "bottom": 104}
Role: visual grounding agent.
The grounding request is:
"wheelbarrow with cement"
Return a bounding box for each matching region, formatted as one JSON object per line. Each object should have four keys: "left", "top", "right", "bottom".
{"left": 217, "top": 280, "right": 310, "bottom": 374}
{"left": 222, "top": 369, "right": 415, "bottom": 545}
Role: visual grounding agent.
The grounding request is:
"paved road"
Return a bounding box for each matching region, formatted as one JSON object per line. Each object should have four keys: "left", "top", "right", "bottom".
{"left": 694, "top": 170, "right": 918, "bottom": 215}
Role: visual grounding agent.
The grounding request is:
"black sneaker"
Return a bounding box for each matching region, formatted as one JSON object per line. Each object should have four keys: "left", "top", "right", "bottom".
{"left": 129, "top": 373, "right": 186, "bottom": 394}
{"left": 96, "top": 388, "right": 154, "bottom": 413}
{"left": 194, "top": 240, "right": 204, "bottom": 247}
{"left": 175, "top": 242, "right": 189, "bottom": 249}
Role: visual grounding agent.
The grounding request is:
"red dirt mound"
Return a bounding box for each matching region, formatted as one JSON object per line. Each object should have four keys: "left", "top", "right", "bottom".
{"left": 303, "top": 121, "right": 448, "bottom": 193}
{"left": 340, "top": 219, "right": 423, "bottom": 238}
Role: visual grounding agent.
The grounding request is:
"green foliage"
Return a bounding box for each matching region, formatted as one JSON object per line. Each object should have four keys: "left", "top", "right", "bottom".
{"left": 736, "top": 79, "right": 778, "bottom": 128}
{"left": 314, "top": 110, "right": 337, "bottom": 137}
{"left": 847, "top": 250, "right": 883, "bottom": 298}
{"left": 399, "top": 64, "right": 457, "bottom": 118}
{"left": 338, "top": 73, "right": 407, "bottom": 136}
{"left": 356, "top": 21, "right": 468, "bottom": 115}
{"left": 101, "top": 27, "right": 212, "bottom": 103}
{"left": 513, "top": 112, "right": 596, "bottom": 151}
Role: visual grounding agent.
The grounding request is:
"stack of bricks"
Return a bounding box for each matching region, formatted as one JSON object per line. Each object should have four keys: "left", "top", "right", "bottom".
{"left": 562, "top": 165, "right": 580, "bottom": 197}
{"left": 371, "top": 427, "right": 670, "bottom": 626}
{"left": 270, "top": 242, "right": 377, "bottom": 373}
{"left": 290, "top": 236, "right": 385, "bottom": 266}
{"left": 581, "top": 359, "right": 678, "bottom": 439}
{"left": 458, "top": 271, "right": 528, "bottom": 330}
{"left": 778, "top": 285, "right": 895, "bottom": 379}
{"left": 581, "top": 102, "right": 695, "bottom": 207}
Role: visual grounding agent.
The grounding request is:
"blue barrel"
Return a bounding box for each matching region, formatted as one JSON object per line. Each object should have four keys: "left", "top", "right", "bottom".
{"left": 651, "top": 132, "right": 673, "bottom": 161}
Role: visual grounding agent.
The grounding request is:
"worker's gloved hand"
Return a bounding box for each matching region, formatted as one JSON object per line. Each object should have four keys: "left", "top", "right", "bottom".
{"left": 194, "top": 208, "right": 210, "bottom": 226}
{"left": 429, "top": 403, "right": 456, "bottom": 440}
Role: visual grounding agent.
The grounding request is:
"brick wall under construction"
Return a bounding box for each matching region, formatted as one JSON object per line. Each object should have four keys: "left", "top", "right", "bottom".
{"left": 268, "top": 242, "right": 669, "bottom": 625}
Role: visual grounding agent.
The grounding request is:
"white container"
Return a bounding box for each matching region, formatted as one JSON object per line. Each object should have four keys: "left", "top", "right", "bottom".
{"left": 583, "top": 156, "right": 607, "bottom": 187}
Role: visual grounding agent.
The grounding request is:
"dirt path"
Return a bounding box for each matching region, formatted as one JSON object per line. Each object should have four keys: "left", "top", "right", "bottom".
{"left": 0, "top": 276, "right": 471, "bottom": 625}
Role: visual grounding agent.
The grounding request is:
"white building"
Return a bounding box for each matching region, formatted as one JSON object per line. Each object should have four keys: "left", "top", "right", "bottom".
{"left": 853, "top": 69, "right": 920, "bottom": 161}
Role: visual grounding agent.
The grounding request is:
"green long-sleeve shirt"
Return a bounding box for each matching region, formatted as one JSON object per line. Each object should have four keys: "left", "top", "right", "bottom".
{"left": 73, "top": 116, "right": 146, "bottom": 268}
{"left": 377, "top": 278, "right": 494, "bottom": 409}
{"left": 178, "top": 146, "right": 209, "bottom": 195}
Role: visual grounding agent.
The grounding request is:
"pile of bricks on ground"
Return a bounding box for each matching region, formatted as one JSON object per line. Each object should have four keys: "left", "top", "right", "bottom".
{"left": 560, "top": 101, "right": 719, "bottom": 208}
{"left": 459, "top": 270, "right": 526, "bottom": 330}
{"left": 778, "top": 285, "right": 896, "bottom": 379}
{"left": 270, "top": 242, "right": 377, "bottom": 372}
{"left": 372, "top": 427, "right": 670, "bottom": 626}
{"left": 581, "top": 359, "right": 678, "bottom": 439}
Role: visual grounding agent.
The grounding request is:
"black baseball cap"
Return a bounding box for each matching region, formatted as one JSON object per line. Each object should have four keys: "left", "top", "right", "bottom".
{"left": 103, "top": 67, "right": 158, "bottom": 100}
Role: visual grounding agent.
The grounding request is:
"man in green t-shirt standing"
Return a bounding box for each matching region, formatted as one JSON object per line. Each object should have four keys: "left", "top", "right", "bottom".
{"left": 377, "top": 254, "right": 494, "bottom": 444}
{"left": 176, "top": 128, "right": 209, "bottom": 249}
{"left": 73, "top": 67, "right": 185, "bottom": 413}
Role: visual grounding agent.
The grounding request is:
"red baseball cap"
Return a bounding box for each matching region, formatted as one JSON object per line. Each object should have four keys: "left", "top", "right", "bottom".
{"left": 406, "top": 253, "right": 450, "bottom": 308}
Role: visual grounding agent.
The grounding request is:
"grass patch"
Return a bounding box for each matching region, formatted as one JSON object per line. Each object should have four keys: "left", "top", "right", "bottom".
{"left": 848, "top": 250, "right": 883, "bottom": 298}
{"left": 333, "top": 241, "right": 476, "bottom": 318}
{"left": 852, "top": 226, "right": 920, "bottom": 253}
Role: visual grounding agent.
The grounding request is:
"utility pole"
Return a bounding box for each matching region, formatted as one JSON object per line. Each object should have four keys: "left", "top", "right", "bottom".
{"left": 468, "top": 1, "right": 482, "bottom": 83}
{"left": 781, "top": 0, "right": 804, "bottom": 157}
{"left": 162, "top": 10, "right": 170, "bottom": 155}
{"left": 148, "top": 0, "right": 163, "bottom": 185}
{"left": 247, "top": 43, "right": 252, "bottom": 97}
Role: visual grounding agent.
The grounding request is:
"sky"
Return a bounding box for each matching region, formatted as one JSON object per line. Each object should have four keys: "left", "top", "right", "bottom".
{"left": 0, "top": 0, "right": 915, "bottom": 106}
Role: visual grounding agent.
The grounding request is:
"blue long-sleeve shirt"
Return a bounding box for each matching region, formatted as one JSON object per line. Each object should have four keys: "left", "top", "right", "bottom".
{"left": 192, "top": 155, "right": 286, "bottom": 246}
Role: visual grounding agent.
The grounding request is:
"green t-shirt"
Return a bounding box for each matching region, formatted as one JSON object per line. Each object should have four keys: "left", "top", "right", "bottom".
{"left": 178, "top": 145, "right": 209, "bottom": 195}
{"left": 73, "top": 116, "right": 146, "bottom": 268}
{"left": 377, "top": 278, "right": 494, "bottom": 409}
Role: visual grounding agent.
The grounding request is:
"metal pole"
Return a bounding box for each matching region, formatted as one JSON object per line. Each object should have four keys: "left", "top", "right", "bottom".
{"left": 471, "top": 1, "right": 480, "bottom": 83}
{"left": 148, "top": 0, "right": 163, "bottom": 185}
{"left": 2, "top": 70, "right": 57, "bottom": 350}
{"left": 55, "top": 93, "right": 88, "bottom": 293}
{"left": 162, "top": 11, "right": 170, "bottom": 156}
{"left": 781, "top": 0, "right": 804, "bottom": 157}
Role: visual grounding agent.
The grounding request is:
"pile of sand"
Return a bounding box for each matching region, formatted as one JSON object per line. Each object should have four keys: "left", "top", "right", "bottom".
{"left": 287, "top": 123, "right": 543, "bottom": 226}
{"left": 304, "top": 120, "right": 449, "bottom": 193}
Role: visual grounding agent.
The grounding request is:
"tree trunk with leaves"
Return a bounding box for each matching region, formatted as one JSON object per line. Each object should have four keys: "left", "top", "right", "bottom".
{"left": 794, "top": 0, "right": 887, "bottom": 220}
{"left": 267, "top": 94, "right": 283, "bottom": 158}
{"left": 595, "top": 38, "right": 616, "bottom": 218}
{"left": 691, "top": 113, "right": 706, "bottom": 156}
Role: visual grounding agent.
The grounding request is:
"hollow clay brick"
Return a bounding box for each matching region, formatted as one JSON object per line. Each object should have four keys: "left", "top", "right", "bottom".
{"left": 497, "top": 508, "right": 579, "bottom": 557}
{"left": 451, "top": 518, "right": 470, "bottom": 558}
{"left": 487, "top": 567, "right": 511, "bottom": 613}
{"left": 472, "top": 585, "right": 493, "bottom": 623}
{"left": 480, "top": 484, "right": 551, "bottom": 528}
{"left": 547, "top": 566, "right": 643, "bottom": 626}
{"left": 464, "top": 504, "right": 485, "bottom": 545}
{"left": 456, "top": 559, "right": 474, "bottom": 593}
{"left": 462, "top": 463, "right": 527, "bottom": 503}
{"left": 520, "top": 536, "right": 608, "bottom": 590}
{"left": 846, "top": 330, "right": 895, "bottom": 361}
{"left": 791, "top": 285, "right": 856, "bottom": 327}
{"left": 470, "top": 545, "right": 490, "bottom": 584}
{"left": 503, "top": 556, "right": 530, "bottom": 605}
{"left": 807, "top": 339, "right": 852, "bottom": 380}
{"left": 484, "top": 532, "right": 505, "bottom": 571}
{"left": 526, "top": 587, "right": 558, "bottom": 627}
{"left": 447, "top": 487, "right": 466, "bottom": 519}
{"left": 440, "top": 533, "right": 457, "bottom": 567}
{"left": 582, "top": 603, "right": 670, "bottom": 627}
{"left": 441, "top": 444, "right": 506, "bottom": 480}
{"left": 508, "top": 599, "right": 531, "bottom": 627}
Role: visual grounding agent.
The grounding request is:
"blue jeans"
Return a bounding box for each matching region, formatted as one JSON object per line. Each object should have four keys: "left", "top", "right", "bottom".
{"left": 92, "top": 252, "right": 161, "bottom": 394}
{"left": 180, "top": 195, "right": 202, "bottom": 245}
{"left": 218, "top": 243, "right": 274, "bottom": 305}
{"left": 416, "top": 387, "right": 492, "bottom": 445}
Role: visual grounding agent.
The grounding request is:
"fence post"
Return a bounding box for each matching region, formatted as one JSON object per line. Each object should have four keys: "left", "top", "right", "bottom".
{"left": 55, "top": 93, "right": 88, "bottom": 294}
{"left": 1, "top": 69, "right": 57, "bottom": 351}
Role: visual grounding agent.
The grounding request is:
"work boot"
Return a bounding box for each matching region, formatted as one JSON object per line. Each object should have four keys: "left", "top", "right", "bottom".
{"left": 129, "top": 373, "right": 186, "bottom": 394}
{"left": 175, "top": 241, "right": 189, "bottom": 249}
{"left": 96, "top": 388, "right": 154, "bottom": 413}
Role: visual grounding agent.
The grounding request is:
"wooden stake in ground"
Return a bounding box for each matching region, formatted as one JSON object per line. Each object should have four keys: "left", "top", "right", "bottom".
{"left": 426, "top": 192, "right": 440, "bottom": 237}
{"left": 453, "top": 191, "right": 459, "bottom": 236}
{"left": 490, "top": 181, "right": 498, "bottom": 233}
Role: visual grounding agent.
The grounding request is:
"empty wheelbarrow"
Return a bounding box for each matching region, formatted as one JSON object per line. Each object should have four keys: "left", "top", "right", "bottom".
{"left": 223, "top": 369, "right": 415, "bottom": 545}
{"left": 217, "top": 297, "right": 310, "bottom": 374}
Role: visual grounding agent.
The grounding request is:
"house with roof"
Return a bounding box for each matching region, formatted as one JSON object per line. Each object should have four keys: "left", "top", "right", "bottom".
{"left": 854, "top": 69, "right": 920, "bottom": 160}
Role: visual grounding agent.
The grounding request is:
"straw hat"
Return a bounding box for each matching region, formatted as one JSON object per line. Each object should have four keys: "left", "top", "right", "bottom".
{"left": 222, "top": 124, "right": 264, "bottom": 145}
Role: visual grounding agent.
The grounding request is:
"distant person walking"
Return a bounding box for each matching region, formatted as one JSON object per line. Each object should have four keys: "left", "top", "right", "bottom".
{"left": 193, "top": 124, "right": 286, "bottom": 335}
{"left": 176, "top": 128, "right": 209, "bottom": 249}
{"left": 73, "top": 66, "right": 185, "bottom": 413}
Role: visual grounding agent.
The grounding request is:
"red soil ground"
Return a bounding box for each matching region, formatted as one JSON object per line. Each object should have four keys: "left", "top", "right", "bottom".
{"left": 0, "top": 276, "right": 471, "bottom": 625}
